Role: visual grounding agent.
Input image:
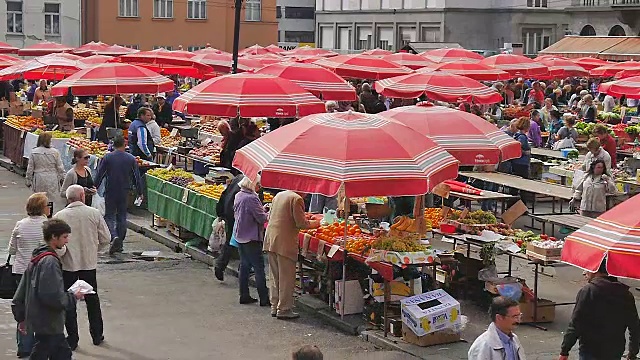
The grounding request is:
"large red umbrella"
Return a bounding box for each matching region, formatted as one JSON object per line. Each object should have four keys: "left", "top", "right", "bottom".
{"left": 0, "top": 54, "right": 21, "bottom": 69}
{"left": 534, "top": 55, "right": 567, "bottom": 61}
{"left": 380, "top": 104, "right": 521, "bottom": 165}
{"left": 97, "top": 44, "right": 138, "bottom": 56}
{"left": 194, "top": 47, "right": 224, "bottom": 55}
{"left": 284, "top": 46, "right": 337, "bottom": 58}
{"left": 78, "top": 55, "right": 113, "bottom": 66}
{"left": 50, "top": 63, "right": 175, "bottom": 96}
{"left": 0, "top": 54, "right": 82, "bottom": 80}
{"left": 426, "top": 61, "right": 511, "bottom": 81}
{"left": 73, "top": 41, "right": 110, "bottom": 56}
{"left": 480, "top": 54, "right": 548, "bottom": 77}
{"left": 233, "top": 111, "right": 459, "bottom": 197}
{"left": 590, "top": 61, "right": 640, "bottom": 78}
{"left": 192, "top": 53, "right": 253, "bottom": 73}
{"left": 616, "top": 69, "right": 640, "bottom": 79}
{"left": 539, "top": 59, "right": 589, "bottom": 78}
{"left": 172, "top": 73, "right": 326, "bottom": 118}
{"left": 314, "top": 54, "right": 412, "bottom": 80}
{"left": 265, "top": 44, "right": 286, "bottom": 54}
{"left": 18, "top": 41, "right": 74, "bottom": 56}
{"left": 256, "top": 62, "right": 356, "bottom": 101}
{"left": 362, "top": 49, "right": 393, "bottom": 57}
{"left": 375, "top": 72, "right": 503, "bottom": 104}
{"left": 562, "top": 194, "right": 640, "bottom": 279}
{"left": 239, "top": 44, "right": 278, "bottom": 56}
{"left": 571, "top": 57, "right": 609, "bottom": 71}
{"left": 117, "top": 51, "right": 212, "bottom": 77}
{"left": 382, "top": 53, "right": 435, "bottom": 70}
{"left": 168, "top": 50, "right": 196, "bottom": 58}
{"left": 420, "top": 48, "right": 484, "bottom": 63}
{"left": 598, "top": 76, "right": 640, "bottom": 99}
{"left": 0, "top": 41, "right": 19, "bottom": 54}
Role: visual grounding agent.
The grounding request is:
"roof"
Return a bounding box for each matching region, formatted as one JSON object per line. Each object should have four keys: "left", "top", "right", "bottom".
{"left": 401, "top": 42, "right": 462, "bottom": 54}
{"left": 540, "top": 36, "right": 640, "bottom": 61}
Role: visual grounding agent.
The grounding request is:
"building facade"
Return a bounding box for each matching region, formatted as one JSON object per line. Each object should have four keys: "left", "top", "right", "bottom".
{"left": 1, "top": 0, "right": 82, "bottom": 48}
{"left": 315, "top": 0, "right": 638, "bottom": 55}
{"left": 81, "top": 0, "right": 278, "bottom": 52}
{"left": 277, "top": 0, "right": 315, "bottom": 46}
{"left": 566, "top": 0, "right": 640, "bottom": 37}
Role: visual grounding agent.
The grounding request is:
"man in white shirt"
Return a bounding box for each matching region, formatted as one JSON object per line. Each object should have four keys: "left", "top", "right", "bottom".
{"left": 146, "top": 115, "right": 162, "bottom": 145}
{"left": 53, "top": 185, "right": 110, "bottom": 350}
{"left": 602, "top": 94, "right": 616, "bottom": 113}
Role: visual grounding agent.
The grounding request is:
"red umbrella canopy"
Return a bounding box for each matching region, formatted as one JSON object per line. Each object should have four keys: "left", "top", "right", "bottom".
{"left": 192, "top": 53, "right": 253, "bottom": 73}
{"left": 375, "top": 71, "right": 503, "bottom": 104}
{"left": 239, "top": 44, "right": 277, "bottom": 56}
{"left": 534, "top": 55, "right": 567, "bottom": 61}
{"left": 0, "top": 54, "right": 82, "bottom": 80}
{"left": 0, "top": 41, "right": 19, "bottom": 54}
{"left": 361, "top": 49, "right": 393, "bottom": 57}
{"left": 426, "top": 61, "right": 511, "bottom": 81}
{"left": 50, "top": 63, "right": 175, "bottom": 96}
{"left": 97, "top": 44, "right": 139, "bottom": 56}
{"left": 73, "top": 41, "right": 110, "bottom": 56}
{"left": 168, "top": 50, "right": 196, "bottom": 58}
{"left": 0, "top": 54, "right": 21, "bottom": 69}
{"left": 539, "top": 59, "right": 589, "bottom": 78}
{"left": 18, "top": 41, "right": 74, "bottom": 56}
{"left": 45, "top": 53, "right": 83, "bottom": 61}
{"left": 420, "top": 48, "right": 484, "bottom": 63}
{"left": 562, "top": 194, "right": 640, "bottom": 279}
{"left": 193, "top": 47, "right": 224, "bottom": 55}
{"left": 313, "top": 54, "right": 412, "bottom": 80}
{"left": 117, "top": 51, "right": 212, "bottom": 76}
{"left": 233, "top": 111, "right": 459, "bottom": 197}
{"left": 379, "top": 104, "right": 521, "bottom": 165}
{"left": 480, "top": 54, "right": 548, "bottom": 77}
{"left": 256, "top": 62, "right": 356, "bottom": 101}
{"left": 571, "top": 57, "right": 609, "bottom": 71}
{"left": 598, "top": 76, "right": 640, "bottom": 99}
{"left": 265, "top": 44, "right": 286, "bottom": 54}
{"left": 590, "top": 61, "right": 640, "bottom": 78}
{"left": 283, "top": 46, "right": 337, "bottom": 58}
{"left": 172, "top": 73, "right": 326, "bottom": 118}
{"left": 382, "top": 53, "right": 435, "bottom": 70}
{"left": 79, "top": 55, "right": 114, "bottom": 66}
{"left": 616, "top": 69, "right": 640, "bottom": 79}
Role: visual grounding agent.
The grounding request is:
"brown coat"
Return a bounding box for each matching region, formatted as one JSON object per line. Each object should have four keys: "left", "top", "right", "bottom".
{"left": 263, "top": 191, "right": 312, "bottom": 261}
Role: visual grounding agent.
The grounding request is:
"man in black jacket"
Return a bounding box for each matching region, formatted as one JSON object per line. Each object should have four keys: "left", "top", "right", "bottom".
{"left": 12, "top": 219, "right": 84, "bottom": 359}
{"left": 213, "top": 174, "right": 245, "bottom": 281}
{"left": 559, "top": 260, "right": 639, "bottom": 360}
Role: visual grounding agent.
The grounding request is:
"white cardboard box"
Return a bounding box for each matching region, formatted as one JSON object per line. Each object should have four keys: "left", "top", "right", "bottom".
{"left": 334, "top": 280, "right": 364, "bottom": 315}
{"left": 400, "top": 289, "right": 461, "bottom": 336}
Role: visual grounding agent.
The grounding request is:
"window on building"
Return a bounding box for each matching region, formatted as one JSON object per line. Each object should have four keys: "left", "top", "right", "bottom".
{"left": 119, "top": 0, "right": 139, "bottom": 17}
{"left": 44, "top": 3, "right": 60, "bottom": 35}
{"left": 284, "top": 6, "right": 315, "bottom": 19}
{"left": 245, "top": 0, "right": 261, "bottom": 21}
{"left": 276, "top": 6, "right": 281, "bottom": 18}
{"left": 356, "top": 27, "right": 372, "bottom": 50}
{"left": 153, "top": 46, "right": 173, "bottom": 50}
{"left": 522, "top": 28, "right": 551, "bottom": 55}
{"left": 319, "top": 27, "right": 335, "bottom": 49}
{"left": 188, "top": 0, "right": 206, "bottom": 19}
{"left": 527, "top": 0, "right": 548, "bottom": 6}
{"left": 7, "top": 1, "right": 23, "bottom": 34}
{"left": 125, "top": 45, "right": 140, "bottom": 50}
{"left": 187, "top": 46, "right": 205, "bottom": 52}
{"left": 284, "top": 31, "right": 314, "bottom": 43}
{"left": 154, "top": 0, "right": 173, "bottom": 18}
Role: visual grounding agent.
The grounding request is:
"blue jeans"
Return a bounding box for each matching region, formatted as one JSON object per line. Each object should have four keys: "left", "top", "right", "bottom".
{"left": 104, "top": 192, "right": 128, "bottom": 245}
{"left": 238, "top": 241, "right": 268, "bottom": 302}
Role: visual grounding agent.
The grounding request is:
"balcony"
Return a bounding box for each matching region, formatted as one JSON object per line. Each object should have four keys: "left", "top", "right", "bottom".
{"left": 570, "top": 0, "right": 640, "bottom": 6}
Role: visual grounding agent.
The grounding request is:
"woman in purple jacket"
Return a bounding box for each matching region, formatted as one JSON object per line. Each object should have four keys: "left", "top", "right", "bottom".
{"left": 233, "top": 176, "right": 269, "bottom": 306}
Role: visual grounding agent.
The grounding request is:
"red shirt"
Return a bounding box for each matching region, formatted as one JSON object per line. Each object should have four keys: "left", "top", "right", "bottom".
{"left": 601, "top": 134, "right": 617, "bottom": 169}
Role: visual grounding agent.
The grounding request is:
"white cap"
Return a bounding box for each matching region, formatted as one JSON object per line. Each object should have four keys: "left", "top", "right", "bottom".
{"left": 156, "top": 93, "right": 166, "bottom": 99}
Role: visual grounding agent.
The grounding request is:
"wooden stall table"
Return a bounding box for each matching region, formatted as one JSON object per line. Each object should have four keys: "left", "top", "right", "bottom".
{"left": 449, "top": 190, "right": 517, "bottom": 214}
{"left": 2, "top": 123, "right": 26, "bottom": 166}
{"left": 528, "top": 213, "right": 591, "bottom": 234}
{"left": 531, "top": 148, "right": 568, "bottom": 160}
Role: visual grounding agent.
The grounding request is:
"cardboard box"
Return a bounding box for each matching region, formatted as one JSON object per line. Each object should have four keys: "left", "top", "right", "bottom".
{"left": 334, "top": 280, "right": 364, "bottom": 315}
{"left": 369, "top": 277, "right": 422, "bottom": 302}
{"left": 526, "top": 243, "right": 562, "bottom": 258}
{"left": 402, "top": 323, "right": 461, "bottom": 347}
{"left": 519, "top": 299, "right": 556, "bottom": 323}
{"left": 167, "top": 222, "right": 196, "bottom": 241}
{"left": 400, "top": 289, "right": 461, "bottom": 337}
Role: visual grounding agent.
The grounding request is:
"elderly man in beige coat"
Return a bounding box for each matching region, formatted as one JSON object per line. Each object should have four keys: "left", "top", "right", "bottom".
{"left": 264, "top": 190, "right": 319, "bottom": 319}
{"left": 53, "top": 185, "right": 110, "bottom": 349}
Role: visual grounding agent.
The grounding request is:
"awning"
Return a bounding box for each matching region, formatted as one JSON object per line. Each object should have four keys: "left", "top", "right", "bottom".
{"left": 540, "top": 36, "right": 640, "bottom": 61}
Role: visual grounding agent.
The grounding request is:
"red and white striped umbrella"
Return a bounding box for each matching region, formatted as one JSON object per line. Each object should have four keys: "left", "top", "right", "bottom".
{"left": 590, "top": 61, "right": 640, "bottom": 78}
{"left": 0, "top": 54, "right": 82, "bottom": 80}
{"left": 49, "top": 63, "right": 174, "bottom": 96}
{"left": 562, "top": 194, "right": 640, "bottom": 279}
{"left": 362, "top": 49, "right": 393, "bottom": 57}
{"left": 265, "top": 44, "right": 286, "bottom": 54}
{"left": 18, "top": 41, "right": 74, "bottom": 56}
{"left": 426, "top": 61, "right": 511, "bottom": 81}
{"left": 256, "top": 62, "right": 356, "bottom": 101}
{"left": 314, "top": 54, "right": 412, "bottom": 80}
{"left": 480, "top": 54, "right": 548, "bottom": 77}
{"left": 97, "top": 44, "right": 138, "bottom": 56}
{"left": 598, "top": 76, "right": 640, "bottom": 99}
{"left": 616, "top": 69, "right": 640, "bottom": 79}
{"left": 0, "top": 54, "right": 21, "bottom": 69}
{"left": 375, "top": 71, "right": 503, "bottom": 104}
{"left": 382, "top": 53, "right": 435, "bottom": 70}
{"left": 380, "top": 104, "right": 522, "bottom": 165}
{"left": 168, "top": 50, "right": 196, "bottom": 58}
{"left": 192, "top": 53, "right": 253, "bottom": 73}
{"left": 78, "top": 55, "right": 113, "bottom": 66}
{"left": 117, "top": 51, "right": 212, "bottom": 77}
{"left": 172, "top": 73, "right": 326, "bottom": 118}
{"left": 193, "top": 47, "right": 224, "bottom": 55}
{"left": 534, "top": 55, "right": 567, "bottom": 61}
{"left": 420, "top": 48, "right": 484, "bottom": 63}
{"left": 73, "top": 41, "right": 110, "bottom": 56}
{"left": 571, "top": 57, "right": 609, "bottom": 71}
{"left": 233, "top": 111, "right": 459, "bottom": 197}
{"left": 0, "top": 41, "right": 19, "bottom": 54}
{"left": 283, "top": 46, "right": 337, "bottom": 58}
{"left": 239, "top": 44, "right": 279, "bottom": 56}
{"left": 539, "top": 58, "right": 589, "bottom": 78}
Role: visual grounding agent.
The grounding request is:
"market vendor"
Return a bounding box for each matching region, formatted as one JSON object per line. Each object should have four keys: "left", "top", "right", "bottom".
{"left": 53, "top": 96, "right": 74, "bottom": 131}
{"left": 580, "top": 94, "right": 597, "bottom": 123}
{"left": 583, "top": 138, "right": 612, "bottom": 174}
{"left": 593, "top": 124, "right": 617, "bottom": 169}
{"left": 33, "top": 80, "right": 51, "bottom": 105}
{"left": 128, "top": 107, "right": 155, "bottom": 161}
{"left": 152, "top": 94, "right": 173, "bottom": 128}
{"left": 97, "top": 95, "right": 127, "bottom": 143}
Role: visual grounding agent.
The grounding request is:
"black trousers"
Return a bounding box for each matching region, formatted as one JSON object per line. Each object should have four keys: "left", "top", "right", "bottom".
{"left": 62, "top": 270, "right": 103, "bottom": 346}
{"left": 29, "top": 334, "right": 72, "bottom": 360}
{"left": 215, "top": 219, "right": 237, "bottom": 271}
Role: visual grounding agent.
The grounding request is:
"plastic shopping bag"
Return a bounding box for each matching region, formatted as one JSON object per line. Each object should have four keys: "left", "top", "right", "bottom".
{"left": 67, "top": 279, "right": 96, "bottom": 295}
{"left": 91, "top": 194, "right": 105, "bottom": 216}
{"left": 229, "top": 221, "right": 239, "bottom": 248}
{"left": 208, "top": 218, "right": 226, "bottom": 252}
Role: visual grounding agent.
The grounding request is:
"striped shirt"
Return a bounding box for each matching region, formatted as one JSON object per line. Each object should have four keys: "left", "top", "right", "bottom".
{"left": 8, "top": 216, "right": 47, "bottom": 274}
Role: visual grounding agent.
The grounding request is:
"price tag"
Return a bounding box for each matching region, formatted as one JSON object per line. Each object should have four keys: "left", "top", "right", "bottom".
{"left": 327, "top": 244, "right": 340, "bottom": 258}
{"left": 181, "top": 188, "right": 189, "bottom": 203}
{"left": 52, "top": 125, "right": 58, "bottom": 131}
{"left": 20, "top": 130, "right": 25, "bottom": 138}
{"left": 170, "top": 128, "right": 178, "bottom": 137}
{"left": 86, "top": 127, "right": 91, "bottom": 139}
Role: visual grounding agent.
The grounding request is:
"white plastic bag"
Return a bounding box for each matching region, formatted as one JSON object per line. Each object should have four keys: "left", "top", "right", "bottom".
{"left": 208, "top": 218, "right": 226, "bottom": 252}
{"left": 91, "top": 194, "right": 105, "bottom": 216}
{"left": 67, "top": 279, "right": 96, "bottom": 295}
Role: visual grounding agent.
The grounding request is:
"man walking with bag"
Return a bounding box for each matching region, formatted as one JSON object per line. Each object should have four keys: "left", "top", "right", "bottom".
{"left": 53, "top": 185, "right": 111, "bottom": 349}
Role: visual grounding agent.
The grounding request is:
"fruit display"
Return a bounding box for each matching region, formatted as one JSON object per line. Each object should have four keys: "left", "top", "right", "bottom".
{"left": 187, "top": 183, "right": 225, "bottom": 200}
{"left": 371, "top": 234, "right": 427, "bottom": 252}
{"left": 168, "top": 174, "right": 194, "bottom": 186}
{"left": 502, "top": 105, "right": 533, "bottom": 120}
{"left": 450, "top": 210, "right": 497, "bottom": 225}
{"left": 424, "top": 208, "right": 443, "bottom": 226}
{"left": 73, "top": 107, "right": 99, "bottom": 120}
{"left": 345, "top": 236, "right": 376, "bottom": 255}
{"left": 5, "top": 115, "right": 44, "bottom": 131}
{"left": 625, "top": 124, "right": 640, "bottom": 136}
{"left": 302, "top": 221, "right": 362, "bottom": 244}
{"left": 67, "top": 138, "right": 108, "bottom": 157}
{"left": 148, "top": 168, "right": 194, "bottom": 182}
{"left": 530, "top": 239, "right": 562, "bottom": 249}
{"left": 597, "top": 112, "right": 621, "bottom": 123}
{"left": 134, "top": 156, "right": 154, "bottom": 167}
{"left": 159, "top": 135, "right": 181, "bottom": 148}
{"left": 197, "top": 121, "right": 221, "bottom": 135}
{"left": 263, "top": 191, "right": 274, "bottom": 203}
{"left": 33, "top": 129, "right": 84, "bottom": 139}
{"left": 160, "top": 128, "right": 171, "bottom": 137}
{"left": 390, "top": 215, "right": 431, "bottom": 233}
{"left": 189, "top": 143, "right": 222, "bottom": 163}
{"left": 575, "top": 122, "right": 594, "bottom": 136}
{"left": 87, "top": 116, "right": 102, "bottom": 126}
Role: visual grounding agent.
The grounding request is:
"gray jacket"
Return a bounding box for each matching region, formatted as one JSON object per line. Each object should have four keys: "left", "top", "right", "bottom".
{"left": 12, "top": 244, "right": 76, "bottom": 335}
{"left": 468, "top": 323, "right": 526, "bottom": 360}
{"left": 60, "top": 166, "right": 92, "bottom": 198}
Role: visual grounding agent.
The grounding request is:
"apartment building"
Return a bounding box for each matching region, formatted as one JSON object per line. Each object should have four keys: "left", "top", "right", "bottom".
{"left": 277, "top": 0, "right": 315, "bottom": 47}
{"left": 0, "top": 0, "right": 82, "bottom": 48}
{"left": 567, "top": 0, "right": 640, "bottom": 37}
{"left": 81, "top": 0, "right": 278, "bottom": 52}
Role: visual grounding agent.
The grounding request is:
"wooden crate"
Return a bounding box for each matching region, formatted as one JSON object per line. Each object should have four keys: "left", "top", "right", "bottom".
{"left": 167, "top": 222, "right": 196, "bottom": 241}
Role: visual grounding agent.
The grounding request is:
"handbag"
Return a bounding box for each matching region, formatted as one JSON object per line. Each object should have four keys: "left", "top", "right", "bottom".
{"left": 0, "top": 255, "right": 17, "bottom": 299}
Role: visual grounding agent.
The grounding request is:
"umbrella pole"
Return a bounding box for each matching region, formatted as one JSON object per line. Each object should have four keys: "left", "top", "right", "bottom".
{"left": 341, "top": 191, "right": 349, "bottom": 320}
